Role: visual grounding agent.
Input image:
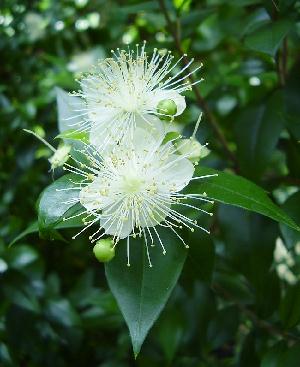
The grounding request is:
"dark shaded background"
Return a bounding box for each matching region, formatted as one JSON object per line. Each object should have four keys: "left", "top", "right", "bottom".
{"left": 1, "top": 0, "right": 300, "bottom": 366}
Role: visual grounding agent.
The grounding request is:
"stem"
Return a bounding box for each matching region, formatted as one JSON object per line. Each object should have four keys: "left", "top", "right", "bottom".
{"left": 212, "top": 282, "right": 300, "bottom": 342}
{"left": 157, "top": 0, "right": 239, "bottom": 170}
{"left": 276, "top": 39, "right": 287, "bottom": 87}
{"left": 23, "top": 129, "right": 56, "bottom": 152}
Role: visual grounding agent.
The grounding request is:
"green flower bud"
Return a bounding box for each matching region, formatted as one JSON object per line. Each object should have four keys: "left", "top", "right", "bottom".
{"left": 93, "top": 238, "right": 115, "bottom": 263}
{"left": 157, "top": 99, "right": 177, "bottom": 120}
{"left": 176, "top": 138, "right": 210, "bottom": 163}
{"left": 49, "top": 144, "right": 71, "bottom": 170}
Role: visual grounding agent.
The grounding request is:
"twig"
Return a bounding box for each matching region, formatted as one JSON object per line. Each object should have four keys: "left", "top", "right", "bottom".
{"left": 158, "top": 0, "right": 239, "bottom": 170}
{"left": 282, "top": 37, "right": 288, "bottom": 83}
{"left": 212, "top": 282, "right": 300, "bottom": 342}
{"left": 265, "top": 175, "right": 300, "bottom": 187}
{"left": 276, "top": 42, "right": 287, "bottom": 87}
{"left": 271, "top": 0, "right": 279, "bottom": 12}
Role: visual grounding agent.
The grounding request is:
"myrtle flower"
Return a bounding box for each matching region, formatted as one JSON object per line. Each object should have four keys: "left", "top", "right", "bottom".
{"left": 61, "top": 128, "right": 216, "bottom": 266}
{"left": 70, "top": 42, "right": 203, "bottom": 149}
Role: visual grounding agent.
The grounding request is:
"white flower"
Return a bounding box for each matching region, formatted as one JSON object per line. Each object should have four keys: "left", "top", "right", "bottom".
{"left": 71, "top": 43, "right": 202, "bottom": 150}
{"left": 61, "top": 128, "right": 215, "bottom": 266}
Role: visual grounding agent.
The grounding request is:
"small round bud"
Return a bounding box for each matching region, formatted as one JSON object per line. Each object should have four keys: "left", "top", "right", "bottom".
{"left": 49, "top": 145, "right": 71, "bottom": 170}
{"left": 157, "top": 99, "right": 177, "bottom": 120}
{"left": 93, "top": 239, "right": 115, "bottom": 263}
{"left": 176, "top": 138, "right": 210, "bottom": 163}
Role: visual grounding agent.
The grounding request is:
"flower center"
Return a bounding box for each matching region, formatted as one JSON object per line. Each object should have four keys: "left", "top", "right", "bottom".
{"left": 122, "top": 175, "right": 143, "bottom": 194}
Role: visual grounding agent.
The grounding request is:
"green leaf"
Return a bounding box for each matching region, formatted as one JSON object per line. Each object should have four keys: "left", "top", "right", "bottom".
{"left": 11, "top": 193, "right": 85, "bottom": 246}
{"left": 45, "top": 299, "right": 81, "bottom": 327}
{"left": 4, "top": 287, "right": 40, "bottom": 314}
{"left": 261, "top": 342, "right": 286, "bottom": 367}
{"left": 238, "top": 331, "right": 260, "bottom": 367}
{"left": 105, "top": 228, "right": 187, "bottom": 356}
{"left": 6, "top": 245, "right": 39, "bottom": 269}
{"left": 207, "top": 305, "right": 239, "bottom": 350}
{"left": 261, "top": 342, "right": 300, "bottom": 367}
{"left": 191, "top": 167, "right": 300, "bottom": 232}
{"left": 280, "top": 191, "right": 300, "bottom": 249}
{"left": 55, "top": 129, "right": 89, "bottom": 143}
{"left": 235, "top": 91, "right": 285, "bottom": 180}
{"left": 183, "top": 231, "right": 215, "bottom": 284}
{"left": 278, "top": 344, "right": 300, "bottom": 367}
{"left": 279, "top": 283, "right": 300, "bottom": 328}
{"left": 244, "top": 19, "right": 293, "bottom": 56}
{"left": 10, "top": 213, "right": 85, "bottom": 246}
{"left": 38, "top": 174, "right": 82, "bottom": 232}
{"left": 56, "top": 87, "right": 84, "bottom": 133}
{"left": 218, "top": 206, "right": 279, "bottom": 317}
{"left": 9, "top": 221, "right": 39, "bottom": 247}
{"left": 156, "top": 307, "right": 184, "bottom": 362}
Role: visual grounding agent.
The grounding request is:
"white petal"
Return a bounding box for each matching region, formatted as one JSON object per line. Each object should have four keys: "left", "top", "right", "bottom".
{"left": 159, "top": 153, "right": 194, "bottom": 191}
{"left": 89, "top": 120, "right": 121, "bottom": 155}
{"left": 79, "top": 184, "right": 100, "bottom": 212}
{"left": 100, "top": 205, "right": 132, "bottom": 239}
{"left": 139, "top": 201, "right": 171, "bottom": 228}
{"left": 79, "top": 179, "right": 113, "bottom": 212}
{"left": 87, "top": 105, "right": 118, "bottom": 126}
{"left": 135, "top": 114, "right": 165, "bottom": 139}
{"left": 81, "top": 77, "right": 119, "bottom": 124}
{"left": 112, "top": 125, "right": 164, "bottom": 158}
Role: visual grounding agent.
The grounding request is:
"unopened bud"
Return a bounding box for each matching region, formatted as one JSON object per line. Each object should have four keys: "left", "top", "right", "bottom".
{"left": 176, "top": 138, "right": 210, "bottom": 163}
{"left": 157, "top": 99, "right": 177, "bottom": 120}
{"left": 49, "top": 145, "right": 71, "bottom": 169}
{"left": 93, "top": 238, "right": 115, "bottom": 263}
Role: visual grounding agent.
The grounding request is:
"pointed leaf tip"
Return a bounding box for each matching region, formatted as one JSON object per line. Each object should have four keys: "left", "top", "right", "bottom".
{"left": 105, "top": 228, "right": 187, "bottom": 356}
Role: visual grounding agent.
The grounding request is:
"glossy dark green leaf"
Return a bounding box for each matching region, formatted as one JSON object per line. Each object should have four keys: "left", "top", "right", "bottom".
{"left": 207, "top": 305, "right": 239, "bottom": 350}
{"left": 218, "top": 206, "right": 279, "bottom": 317}
{"left": 105, "top": 228, "right": 187, "bottom": 356}
{"left": 244, "top": 19, "right": 292, "bottom": 56}
{"left": 280, "top": 191, "right": 300, "bottom": 250}
{"left": 9, "top": 221, "right": 39, "bottom": 247}
{"left": 4, "top": 287, "right": 40, "bottom": 314}
{"left": 156, "top": 307, "right": 184, "bottom": 362}
{"left": 279, "top": 283, "right": 300, "bottom": 328}
{"left": 190, "top": 167, "right": 300, "bottom": 232}
{"left": 45, "top": 299, "right": 81, "bottom": 327}
{"left": 38, "top": 173, "right": 82, "bottom": 232}
{"left": 235, "top": 91, "right": 285, "bottom": 180}
{"left": 10, "top": 212, "right": 85, "bottom": 246}
{"left": 6, "top": 245, "right": 39, "bottom": 269}
{"left": 183, "top": 231, "right": 215, "bottom": 284}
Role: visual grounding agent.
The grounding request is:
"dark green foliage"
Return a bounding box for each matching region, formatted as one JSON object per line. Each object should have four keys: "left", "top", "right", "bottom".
{"left": 1, "top": 0, "right": 300, "bottom": 366}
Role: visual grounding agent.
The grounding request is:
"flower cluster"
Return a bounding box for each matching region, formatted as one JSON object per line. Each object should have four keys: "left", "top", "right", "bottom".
{"left": 50, "top": 44, "right": 215, "bottom": 265}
